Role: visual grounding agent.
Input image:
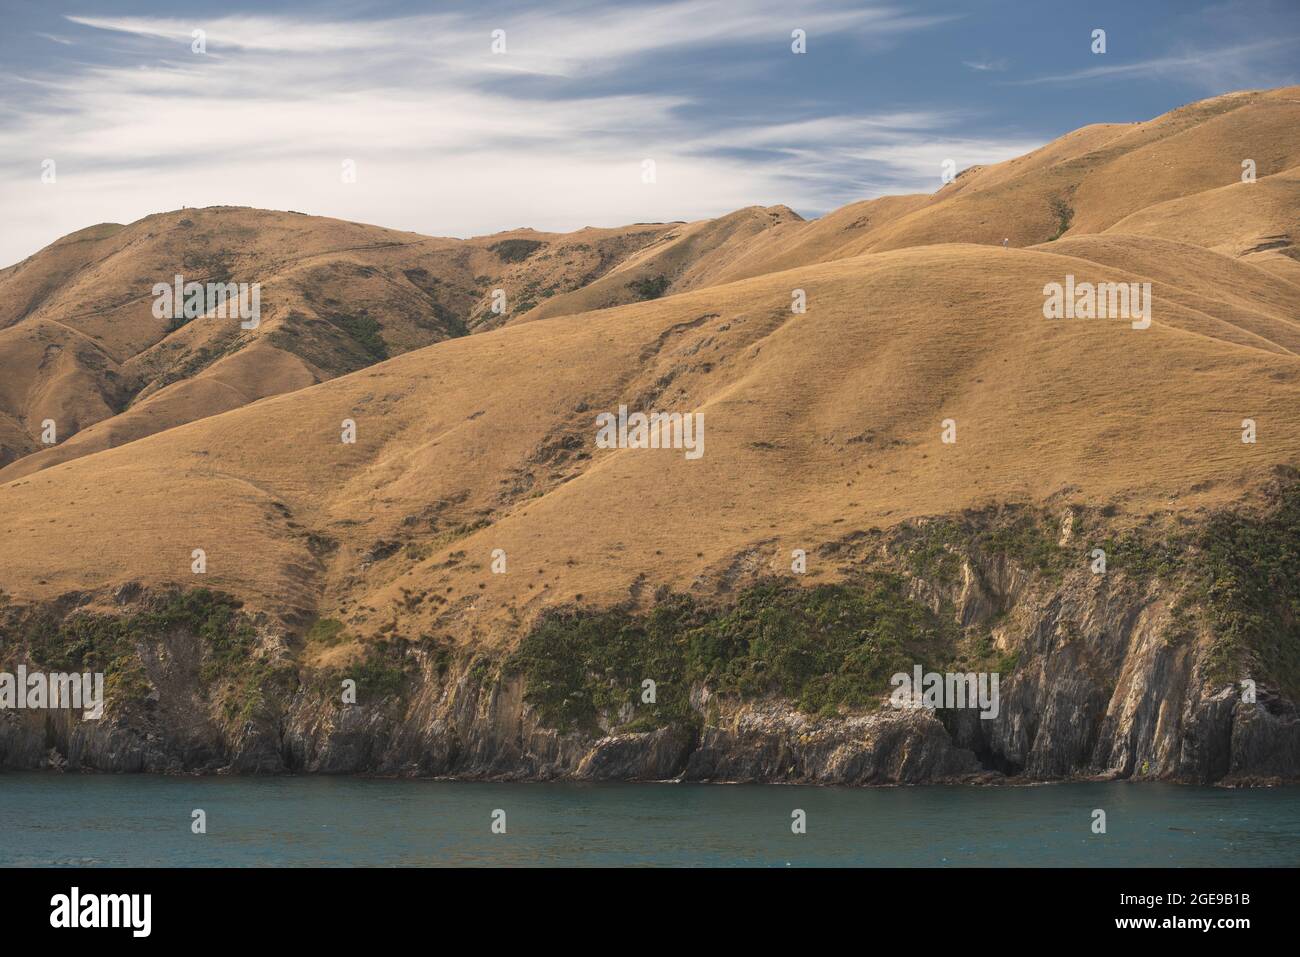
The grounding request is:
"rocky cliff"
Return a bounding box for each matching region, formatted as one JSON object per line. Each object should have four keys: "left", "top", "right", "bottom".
{"left": 3, "top": 483, "right": 1298, "bottom": 785}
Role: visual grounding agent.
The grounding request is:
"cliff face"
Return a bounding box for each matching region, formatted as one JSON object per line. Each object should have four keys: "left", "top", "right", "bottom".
{"left": 1, "top": 640, "right": 1295, "bottom": 785}
{"left": 3, "top": 493, "right": 1298, "bottom": 785}
{"left": 1, "top": 638, "right": 1296, "bottom": 785}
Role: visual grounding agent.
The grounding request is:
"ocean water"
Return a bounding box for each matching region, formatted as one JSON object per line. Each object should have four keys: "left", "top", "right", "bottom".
{"left": 0, "top": 774, "right": 1296, "bottom": 867}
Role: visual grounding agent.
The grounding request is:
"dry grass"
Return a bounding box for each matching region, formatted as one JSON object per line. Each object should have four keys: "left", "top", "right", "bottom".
{"left": 1, "top": 86, "right": 1297, "bottom": 659}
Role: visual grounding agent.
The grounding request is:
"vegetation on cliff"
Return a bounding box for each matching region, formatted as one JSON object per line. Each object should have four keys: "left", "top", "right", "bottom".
{"left": 510, "top": 482, "right": 1300, "bottom": 735}
{"left": 1195, "top": 482, "right": 1300, "bottom": 698}
{"left": 5, "top": 588, "right": 293, "bottom": 722}
{"left": 3, "top": 484, "right": 1296, "bottom": 752}
{"left": 509, "top": 574, "right": 958, "bottom": 733}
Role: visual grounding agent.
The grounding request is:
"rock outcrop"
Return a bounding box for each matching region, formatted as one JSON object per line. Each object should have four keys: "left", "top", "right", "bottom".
{"left": 3, "top": 497, "right": 1298, "bottom": 786}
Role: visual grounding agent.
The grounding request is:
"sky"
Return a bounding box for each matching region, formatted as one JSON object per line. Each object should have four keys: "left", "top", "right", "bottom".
{"left": 1, "top": 0, "right": 1297, "bottom": 267}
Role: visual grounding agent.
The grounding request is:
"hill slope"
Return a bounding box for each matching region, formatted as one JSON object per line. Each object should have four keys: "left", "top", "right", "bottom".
{"left": 1, "top": 87, "right": 1298, "bottom": 784}
{"left": 2, "top": 238, "right": 1296, "bottom": 620}
{"left": 0, "top": 208, "right": 685, "bottom": 477}
{"left": 5, "top": 87, "right": 1296, "bottom": 479}
{"left": 658, "top": 86, "right": 1300, "bottom": 288}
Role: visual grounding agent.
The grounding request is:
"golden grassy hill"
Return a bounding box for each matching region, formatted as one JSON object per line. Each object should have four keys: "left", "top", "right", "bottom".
{"left": 5, "top": 87, "right": 1293, "bottom": 482}
{"left": 0, "top": 86, "right": 1296, "bottom": 664}
{"left": 508, "top": 205, "right": 804, "bottom": 324}
{"left": 477, "top": 89, "right": 1299, "bottom": 332}
{"left": 0, "top": 208, "right": 682, "bottom": 478}
{"left": 1103, "top": 165, "right": 1300, "bottom": 271}
{"left": 1, "top": 237, "right": 1295, "bottom": 649}
{"left": 660, "top": 86, "right": 1300, "bottom": 287}
{"left": 860, "top": 86, "right": 1300, "bottom": 252}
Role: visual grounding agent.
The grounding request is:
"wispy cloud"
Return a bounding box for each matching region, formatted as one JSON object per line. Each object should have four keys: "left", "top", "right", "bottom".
{"left": 1012, "top": 36, "right": 1299, "bottom": 88}
{"left": 962, "top": 58, "right": 1008, "bottom": 72}
{"left": 0, "top": 1, "right": 1022, "bottom": 267}
{"left": 64, "top": 2, "right": 956, "bottom": 78}
{"left": 3, "top": 1, "right": 1291, "bottom": 269}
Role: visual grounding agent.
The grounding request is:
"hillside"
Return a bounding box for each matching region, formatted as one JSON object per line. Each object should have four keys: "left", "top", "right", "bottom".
{"left": 2, "top": 237, "right": 1296, "bottom": 615}
{"left": 0, "top": 209, "right": 686, "bottom": 477}
{"left": 640, "top": 86, "right": 1300, "bottom": 290}
{"left": 5, "top": 87, "right": 1295, "bottom": 482}
{"left": 0, "top": 87, "right": 1298, "bottom": 784}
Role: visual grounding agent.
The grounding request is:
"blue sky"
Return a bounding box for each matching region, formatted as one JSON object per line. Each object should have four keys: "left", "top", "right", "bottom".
{"left": 1, "top": 0, "right": 1297, "bottom": 266}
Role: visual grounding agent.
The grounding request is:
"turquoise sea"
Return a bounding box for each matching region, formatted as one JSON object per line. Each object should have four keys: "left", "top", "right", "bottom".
{"left": 1, "top": 774, "right": 1297, "bottom": 867}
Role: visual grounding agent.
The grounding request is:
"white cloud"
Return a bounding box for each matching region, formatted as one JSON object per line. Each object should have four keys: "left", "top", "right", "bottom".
{"left": 1013, "top": 36, "right": 1299, "bottom": 88}
{"left": 962, "top": 58, "right": 1008, "bottom": 72}
{"left": 65, "top": 2, "right": 955, "bottom": 77}
{"left": 0, "top": 2, "right": 1024, "bottom": 267}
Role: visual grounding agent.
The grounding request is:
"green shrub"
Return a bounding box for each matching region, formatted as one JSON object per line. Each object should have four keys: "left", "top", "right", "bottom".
{"left": 489, "top": 239, "right": 545, "bottom": 262}
{"left": 1195, "top": 485, "right": 1300, "bottom": 697}
{"left": 20, "top": 588, "right": 290, "bottom": 718}
{"left": 305, "top": 618, "right": 348, "bottom": 647}
{"left": 1047, "top": 195, "right": 1074, "bottom": 241}
{"left": 628, "top": 274, "right": 670, "bottom": 301}
{"left": 328, "top": 311, "right": 389, "bottom": 361}
{"left": 510, "top": 576, "right": 958, "bottom": 732}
